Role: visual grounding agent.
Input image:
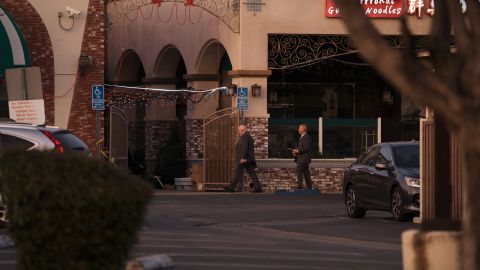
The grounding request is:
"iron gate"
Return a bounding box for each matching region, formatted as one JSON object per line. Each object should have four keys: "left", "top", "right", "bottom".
{"left": 203, "top": 108, "right": 239, "bottom": 191}
{"left": 109, "top": 106, "right": 129, "bottom": 171}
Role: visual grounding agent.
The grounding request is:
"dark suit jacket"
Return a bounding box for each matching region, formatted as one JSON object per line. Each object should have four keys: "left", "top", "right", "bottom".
{"left": 236, "top": 132, "right": 256, "bottom": 167}
{"left": 295, "top": 133, "right": 313, "bottom": 164}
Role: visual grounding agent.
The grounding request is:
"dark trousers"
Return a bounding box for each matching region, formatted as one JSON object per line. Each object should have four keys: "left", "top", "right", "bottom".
{"left": 228, "top": 162, "right": 261, "bottom": 191}
{"left": 296, "top": 162, "right": 312, "bottom": 189}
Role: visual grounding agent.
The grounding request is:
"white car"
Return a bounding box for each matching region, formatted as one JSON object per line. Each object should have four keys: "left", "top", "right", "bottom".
{"left": 0, "top": 119, "right": 91, "bottom": 225}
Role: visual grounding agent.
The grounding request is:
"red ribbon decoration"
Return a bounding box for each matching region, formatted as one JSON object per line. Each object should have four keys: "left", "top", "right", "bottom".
{"left": 151, "top": 0, "right": 163, "bottom": 6}
{"left": 184, "top": 0, "right": 194, "bottom": 6}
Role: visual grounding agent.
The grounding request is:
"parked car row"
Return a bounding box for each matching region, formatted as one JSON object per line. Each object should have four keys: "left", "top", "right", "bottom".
{"left": 0, "top": 119, "right": 91, "bottom": 225}
{"left": 343, "top": 141, "right": 420, "bottom": 221}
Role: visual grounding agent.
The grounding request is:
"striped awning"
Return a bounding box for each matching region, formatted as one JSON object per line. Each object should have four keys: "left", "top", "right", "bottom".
{"left": 0, "top": 5, "right": 30, "bottom": 76}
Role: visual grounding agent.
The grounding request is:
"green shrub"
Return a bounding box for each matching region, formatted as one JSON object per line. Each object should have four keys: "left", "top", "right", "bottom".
{"left": 0, "top": 151, "right": 152, "bottom": 270}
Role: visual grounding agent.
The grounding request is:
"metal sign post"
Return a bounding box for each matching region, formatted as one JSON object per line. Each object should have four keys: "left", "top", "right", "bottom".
{"left": 92, "top": 85, "right": 105, "bottom": 159}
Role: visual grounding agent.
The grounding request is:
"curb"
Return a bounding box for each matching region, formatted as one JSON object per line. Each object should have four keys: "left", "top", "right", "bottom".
{"left": 126, "top": 254, "right": 173, "bottom": 270}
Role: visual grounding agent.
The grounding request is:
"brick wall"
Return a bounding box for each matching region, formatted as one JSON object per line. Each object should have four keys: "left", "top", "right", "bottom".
{"left": 2, "top": 0, "right": 55, "bottom": 124}
{"left": 186, "top": 119, "right": 203, "bottom": 158}
{"left": 244, "top": 117, "right": 268, "bottom": 159}
{"left": 144, "top": 120, "right": 178, "bottom": 179}
{"left": 242, "top": 167, "right": 345, "bottom": 193}
{"left": 68, "top": 0, "right": 105, "bottom": 154}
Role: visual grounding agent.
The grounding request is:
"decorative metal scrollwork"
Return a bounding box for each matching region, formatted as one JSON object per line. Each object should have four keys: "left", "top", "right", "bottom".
{"left": 268, "top": 35, "right": 356, "bottom": 70}
{"left": 107, "top": 0, "right": 240, "bottom": 33}
{"left": 268, "top": 34, "right": 428, "bottom": 70}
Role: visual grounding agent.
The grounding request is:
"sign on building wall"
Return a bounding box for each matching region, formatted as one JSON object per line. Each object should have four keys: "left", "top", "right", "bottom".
{"left": 92, "top": 85, "right": 105, "bottom": 111}
{"left": 325, "top": 0, "right": 403, "bottom": 18}
{"left": 8, "top": 99, "right": 45, "bottom": 125}
{"left": 237, "top": 87, "right": 249, "bottom": 111}
{"left": 326, "top": 0, "right": 471, "bottom": 19}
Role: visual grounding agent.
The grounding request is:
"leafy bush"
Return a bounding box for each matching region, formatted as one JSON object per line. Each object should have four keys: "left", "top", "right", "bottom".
{"left": 0, "top": 151, "right": 152, "bottom": 270}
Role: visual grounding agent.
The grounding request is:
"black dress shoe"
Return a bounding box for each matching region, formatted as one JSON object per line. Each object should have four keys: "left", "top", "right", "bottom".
{"left": 295, "top": 186, "right": 303, "bottom": 190}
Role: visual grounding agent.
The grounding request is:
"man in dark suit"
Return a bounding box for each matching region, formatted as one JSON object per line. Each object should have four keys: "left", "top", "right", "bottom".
{"left": 292, "top": 124, "right": 313, "bottom": 190}
{"left": 225, "top": 125, "right": 262, "bottom": 193}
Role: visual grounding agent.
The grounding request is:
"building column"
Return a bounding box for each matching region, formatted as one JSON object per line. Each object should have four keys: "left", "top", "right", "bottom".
{"left": 229, "top": 70, "right": 271, "bottom": 159}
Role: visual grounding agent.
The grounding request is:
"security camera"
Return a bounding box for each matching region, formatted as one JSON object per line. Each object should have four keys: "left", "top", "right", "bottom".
{"left": 66, "top": 6, "right": 82, "bottom": 17}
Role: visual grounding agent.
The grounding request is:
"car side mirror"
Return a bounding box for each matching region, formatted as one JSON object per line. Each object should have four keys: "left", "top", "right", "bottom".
{"left": 375, "top": 163, "right": 388, "bottom": 170}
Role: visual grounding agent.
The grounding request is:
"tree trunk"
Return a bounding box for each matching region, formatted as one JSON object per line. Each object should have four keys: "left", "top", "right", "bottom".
{"left": 459, "top": 122, "right": 480, "bottom": 270}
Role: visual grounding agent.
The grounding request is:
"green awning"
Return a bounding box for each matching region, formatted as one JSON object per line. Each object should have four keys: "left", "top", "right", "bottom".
{"left": 0, "top": 5, "right": 30, "bottom": 76}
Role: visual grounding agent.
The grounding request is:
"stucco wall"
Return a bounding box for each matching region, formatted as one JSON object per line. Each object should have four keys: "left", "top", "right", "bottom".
{"left": 27, "top": 0, "right": 90, "bottom": 129}
{"left": 107, "top": 0, "right": 433, "bottom": 119}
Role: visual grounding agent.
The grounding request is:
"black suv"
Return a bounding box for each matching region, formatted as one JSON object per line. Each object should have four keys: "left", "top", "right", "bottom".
{"left": 343, "top": 142, "right": 420, "bottom": 221}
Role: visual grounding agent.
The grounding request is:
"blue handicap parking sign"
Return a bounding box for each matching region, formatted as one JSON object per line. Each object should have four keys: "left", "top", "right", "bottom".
{"left": 92, "top": 85, "right": 105, "bottom": 111}
{"left": 237, "top": 87, "right": 248, "bottom": 111}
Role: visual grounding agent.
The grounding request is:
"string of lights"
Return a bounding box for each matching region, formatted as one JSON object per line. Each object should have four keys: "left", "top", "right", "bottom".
{"left": 104, "top": 84, "right": 226, "bottom": 107}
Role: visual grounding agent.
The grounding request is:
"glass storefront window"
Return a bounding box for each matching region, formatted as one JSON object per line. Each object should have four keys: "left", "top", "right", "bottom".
{"left": 268, "top": 118, "right": 319, "bottom": 158}
{"left": 322, "top": 118, "right": 377, "bottom": 158}
{"left": 268, "top": 83, "right": 359, "bottom": 159}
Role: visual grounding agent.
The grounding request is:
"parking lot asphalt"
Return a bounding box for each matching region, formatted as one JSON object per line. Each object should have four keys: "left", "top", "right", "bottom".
{"left": 0, "top": 192, "right": 419, "bottom": 270}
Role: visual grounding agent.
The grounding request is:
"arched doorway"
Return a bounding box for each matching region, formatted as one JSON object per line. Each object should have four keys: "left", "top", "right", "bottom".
{"left": 195, "top": 40, "right": 233, "bottom": 110}
{"left": 196, "top": 41, "right": 238, "bottom": 190}
{"left": 143, "top": 46, "right": 189, "bottom": 184}
{"left": 110, "top": 49, "right": 146, "bottom": 173}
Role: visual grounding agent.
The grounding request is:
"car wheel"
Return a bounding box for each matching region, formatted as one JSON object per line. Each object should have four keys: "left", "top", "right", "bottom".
{"left": 391, "top": 187, "right": 409, "bottom": 222}
{"left": 346, "top": 186, "right": 366, "bottom": 219}
{"left": 0, "top": 193, "right": 8, "bottom": 227}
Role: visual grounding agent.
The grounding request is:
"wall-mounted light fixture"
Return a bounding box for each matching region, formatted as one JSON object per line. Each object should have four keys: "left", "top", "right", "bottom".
{"left": 382, "top": 89, "right": 394, "bottom": 105}
{"left": 227, "top": 83, "right": 237, "bottom": 96}
{"left": 251, "top": 83, "right": 261, "bottom": 97}
{"left": 78, "top": 53, "right": 91, "bottom": 74}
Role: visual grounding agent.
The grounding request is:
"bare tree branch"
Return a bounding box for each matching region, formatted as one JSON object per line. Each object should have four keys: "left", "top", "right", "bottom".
{"left": 430, "top": 1, "right": 453, "bottom": 74}
{"left": 445, "top": 1, "right": 472, "bottom": 57}
{"left": 465, "top": 0, "right": 480, "bottom": 43}
{"left": 334, "top": 0, "right": 463, "bottom": 128}
{"left": 400, "top": 16, "right": 417, "bottom": 60}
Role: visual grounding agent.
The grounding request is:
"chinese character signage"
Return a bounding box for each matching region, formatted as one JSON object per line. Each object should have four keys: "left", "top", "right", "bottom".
{"left": 325, "top": 0, "right": 403, "bottom": 18}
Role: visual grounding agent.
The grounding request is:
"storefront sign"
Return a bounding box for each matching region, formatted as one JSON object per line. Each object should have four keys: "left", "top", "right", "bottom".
{"left": 326, "top": 0, "right": 474, "bottom": 19}
{"left": 325, "top": 0, "right": 403, "bottom": 18}
{"left": 406, "top": 0, "right": 468, "bottom": 18}
{"left": 8, "top": 99, "right": 45, "bottom": 125}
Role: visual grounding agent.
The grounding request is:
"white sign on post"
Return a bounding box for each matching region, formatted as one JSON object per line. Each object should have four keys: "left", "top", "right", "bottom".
{"left": 8, "top": 99, "right": 46, "bottom": 125}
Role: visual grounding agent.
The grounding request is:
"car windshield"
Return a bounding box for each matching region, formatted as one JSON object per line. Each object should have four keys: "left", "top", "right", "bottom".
{"left": 393, "top": 144, "right": 419, "bottom": 168}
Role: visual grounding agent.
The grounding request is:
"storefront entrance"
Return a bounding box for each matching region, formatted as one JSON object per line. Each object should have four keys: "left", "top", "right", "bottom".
{"left": 267, "top": 34, "right": 421, "bottom": 159}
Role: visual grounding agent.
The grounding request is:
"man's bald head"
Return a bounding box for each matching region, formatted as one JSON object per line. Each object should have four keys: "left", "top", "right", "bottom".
{"left": 298, "top": 124, "right": 308, "bottom": 135}
{"left": 238, "top": 124, "right": 247, "bottom": 135}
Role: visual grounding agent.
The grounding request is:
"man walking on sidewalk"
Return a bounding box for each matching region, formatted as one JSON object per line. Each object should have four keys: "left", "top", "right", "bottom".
{"left": 225, "top": 125, "right": 262, "bottom": 193}
{"left": 292, "top": 124, "right": 313, "bottom": 190}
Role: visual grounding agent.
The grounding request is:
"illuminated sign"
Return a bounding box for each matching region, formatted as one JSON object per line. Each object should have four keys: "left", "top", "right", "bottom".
{"left": 406, "top": 0, "right": 468, "bottom": 18}
{"left": 326, "top": 0, "right": 474, "bottom": 19}
{"left": 325, "top": 0, "right": 404, "bottom": 18}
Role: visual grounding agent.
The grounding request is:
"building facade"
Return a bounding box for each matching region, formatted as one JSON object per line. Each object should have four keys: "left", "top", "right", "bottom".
{"left": 0, "top": 0, "right": 105, "bottom": 152}
{"left": 106, "top": 0, "right": 433, "bottom": 192}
